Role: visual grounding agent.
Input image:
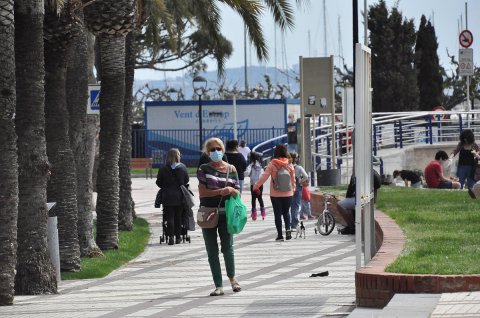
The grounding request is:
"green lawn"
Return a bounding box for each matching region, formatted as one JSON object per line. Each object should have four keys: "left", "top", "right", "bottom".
{"left": 61, "top": 217, "right": 150, "bottom": 280}
{"left": 375, "top": 187, "right": 480, "bottom": 275}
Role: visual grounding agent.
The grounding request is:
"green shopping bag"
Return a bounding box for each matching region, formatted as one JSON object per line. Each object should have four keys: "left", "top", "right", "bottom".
{"left": 225, "top": 194, "right": 247, "bottom": 235}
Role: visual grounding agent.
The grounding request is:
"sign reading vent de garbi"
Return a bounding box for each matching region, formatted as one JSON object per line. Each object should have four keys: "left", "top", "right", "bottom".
{"left": 300, "top": 56, "right": 334, "bottom": 115}
{"left": 459, "top": 48, "right": 474, "bottom": 77}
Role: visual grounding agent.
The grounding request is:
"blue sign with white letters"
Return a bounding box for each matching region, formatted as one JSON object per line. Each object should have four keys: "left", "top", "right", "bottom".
{"left": 88, "top": 84, "right": 101, "bottom": 114}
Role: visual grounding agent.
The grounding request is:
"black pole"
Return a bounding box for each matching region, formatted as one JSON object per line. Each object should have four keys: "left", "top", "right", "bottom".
{"left": 352, "top": 0, "right": 358, "bottom": 88}
{"left": 199, "top": 95, "right": 203, "bottom": 150}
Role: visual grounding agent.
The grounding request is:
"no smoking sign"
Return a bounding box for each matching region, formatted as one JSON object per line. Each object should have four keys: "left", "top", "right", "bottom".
{"left": 459, "top": 29, "right": 473, "bottom": 48}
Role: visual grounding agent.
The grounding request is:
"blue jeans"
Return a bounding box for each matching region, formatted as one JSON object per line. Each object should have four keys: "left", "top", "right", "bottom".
{"left": 457, "top": 165, "right": 475, "bottom": 189}
{"left": 290, "top": 184, "right": 302, "bottom": 228}
{"left": 239, "top": 180, "right": 244, "bottom": 194}
{"left": 338, "top": 197, "right": 355, "bottom": 210}
{"left": 287, "top": 143, "right": 298, "bottom": 153}
{"left": 300, "top": 200, "right": 312, "bottom": 217}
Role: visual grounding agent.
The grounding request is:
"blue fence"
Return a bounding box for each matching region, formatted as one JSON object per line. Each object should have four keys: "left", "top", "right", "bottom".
{"left": 132, "top": 128, "right": 285, "bottom": 167}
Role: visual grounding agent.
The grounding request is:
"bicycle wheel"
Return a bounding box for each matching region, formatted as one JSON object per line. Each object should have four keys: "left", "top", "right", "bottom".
{"left": 317, "top": 211, "right": 335, "bottom": 236}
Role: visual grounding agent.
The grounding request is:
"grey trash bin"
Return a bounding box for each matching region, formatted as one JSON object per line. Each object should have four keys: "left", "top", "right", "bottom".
{"left": 317, "top": 169, "right": 341, "bottom": 186}
{"left": 47, "top": 202, "right": 61, "bottom": 284}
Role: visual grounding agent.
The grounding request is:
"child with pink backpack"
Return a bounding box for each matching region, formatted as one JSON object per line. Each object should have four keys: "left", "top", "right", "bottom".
{"left": 246, "top": 152, "right": 266, "bottom": 220}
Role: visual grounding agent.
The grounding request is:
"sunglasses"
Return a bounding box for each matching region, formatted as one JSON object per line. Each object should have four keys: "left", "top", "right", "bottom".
{"left": 209, "top": 147, "right": 222, "bottom": 152}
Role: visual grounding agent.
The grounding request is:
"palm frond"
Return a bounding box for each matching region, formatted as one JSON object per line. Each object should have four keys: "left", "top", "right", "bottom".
{"left": 262, "top": 0, "right": 295, "bottom": 31}
{"left": 220, "top": 0, "right": 268, "bottom": 61}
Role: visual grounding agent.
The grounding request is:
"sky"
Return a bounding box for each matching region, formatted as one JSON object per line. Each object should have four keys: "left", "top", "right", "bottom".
{"left": 134, "top": 0, "right": 480, "bottom": 81}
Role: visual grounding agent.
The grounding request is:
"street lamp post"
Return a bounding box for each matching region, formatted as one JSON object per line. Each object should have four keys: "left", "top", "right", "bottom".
{"left": 167, "top": 87, "right": 178, "bottom": 101}
{"left": 193, "top": 76, "right": 207, "bottom": 150}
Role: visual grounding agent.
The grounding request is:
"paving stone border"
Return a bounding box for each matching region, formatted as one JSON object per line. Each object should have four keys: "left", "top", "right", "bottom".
{"left": 311, "top": 191, "right": 480, "bottom": 309}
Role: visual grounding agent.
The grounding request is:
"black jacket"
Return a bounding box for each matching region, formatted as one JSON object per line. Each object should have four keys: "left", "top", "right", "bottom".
{"left": 346, "top": 170, "right": 381, "bottom": 199}
{"left": 156, "top": 163, "right": 189, "bottom": 207}
{"left": 225, "top": 152, "right": 247, "bottom": 180}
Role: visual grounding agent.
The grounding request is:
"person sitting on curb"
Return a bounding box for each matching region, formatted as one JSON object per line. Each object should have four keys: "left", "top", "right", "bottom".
{"left": 393, "top": 169, "right": 423, "bottom": 188}
{"left": 335, "top": 170, "right": 381, "bottom": 235}
{"left": 424, "top": 150, "right": 460, "bottom": 189}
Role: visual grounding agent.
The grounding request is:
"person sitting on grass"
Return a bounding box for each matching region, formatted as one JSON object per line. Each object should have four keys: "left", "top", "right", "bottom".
{"left": 393, "top": 169, "right": 423, "bottom": 188}
{"left": 424, "top": 150, "right": 460, "bottom": 189}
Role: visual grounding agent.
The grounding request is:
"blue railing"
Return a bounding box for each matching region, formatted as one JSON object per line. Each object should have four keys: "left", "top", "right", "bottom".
{"left": 132, "top": 128, "right": 285, "bottom": 167}
{"left": 252, "top": 111, "right": 480, "bottom": 179}
{"left": 132, "top": 111, "right": 480, "bottom": 171}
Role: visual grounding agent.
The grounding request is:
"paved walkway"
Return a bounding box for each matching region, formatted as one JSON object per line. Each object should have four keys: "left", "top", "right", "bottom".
{"left": 3, "top": 177, "right": 480, "bottom": 317}
{"left": 1, "top": 178, "right": 357, "bottom": 318}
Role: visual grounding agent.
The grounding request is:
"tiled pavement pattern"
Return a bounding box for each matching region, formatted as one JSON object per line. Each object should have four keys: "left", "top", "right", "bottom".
{"left": 4, "top": 177, "right": 480, "bottom": 317}
{"left": 2, "top": 178, "right": 357, "bottom": 318}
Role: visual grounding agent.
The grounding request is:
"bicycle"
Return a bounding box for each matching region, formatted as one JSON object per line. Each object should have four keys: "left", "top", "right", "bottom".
{"left": 314, "top": 193, "right": 336, "bottom": 236}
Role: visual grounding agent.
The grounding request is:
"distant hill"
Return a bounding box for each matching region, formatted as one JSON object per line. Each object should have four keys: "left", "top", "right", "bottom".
{"left": 134, "top": 65, "right": 300, "bottom": 99}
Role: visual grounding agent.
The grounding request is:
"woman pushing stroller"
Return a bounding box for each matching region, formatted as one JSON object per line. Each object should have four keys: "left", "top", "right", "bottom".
{"left": 156, "top": 148, "right": 189, "bottom": 245}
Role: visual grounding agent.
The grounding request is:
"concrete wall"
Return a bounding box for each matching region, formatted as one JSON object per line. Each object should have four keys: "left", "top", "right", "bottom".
{"left": 378, "top": 142, "right": 457, "bottom": 177}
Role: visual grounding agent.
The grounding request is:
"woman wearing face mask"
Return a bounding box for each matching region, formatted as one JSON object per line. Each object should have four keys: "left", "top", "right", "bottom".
{"left": 197, "top": 137, "right": 241, "bottom": 296}
{"left": 156, "top": 148, "right": 189, "bottom": 245}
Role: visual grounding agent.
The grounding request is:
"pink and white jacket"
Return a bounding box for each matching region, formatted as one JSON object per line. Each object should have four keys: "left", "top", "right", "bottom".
{"left": 253, "top": 158, "right": 295, "bottom": 197}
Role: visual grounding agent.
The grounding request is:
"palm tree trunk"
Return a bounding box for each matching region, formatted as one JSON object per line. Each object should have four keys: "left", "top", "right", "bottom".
{"left": 95, "top": 34, "right": 126, "bottom": 250}
{"left": 14, "top": 0, "right": 57, "bottom": 295}
{"left": 118, "top": 31, "right": 136, "bottom": 231}
{"left": 0, "top": 0, "right": 18, "bottom": 305}
{"left": 66, "top": 10, "right": 102, "bottom": 257}
{"left": 44, "top": 44, "right": 81, "bottom": 272}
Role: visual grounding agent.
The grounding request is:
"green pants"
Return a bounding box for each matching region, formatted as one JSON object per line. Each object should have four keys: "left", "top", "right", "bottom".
{"left": 202, "top": 215, "right": 235, "bottom": 287}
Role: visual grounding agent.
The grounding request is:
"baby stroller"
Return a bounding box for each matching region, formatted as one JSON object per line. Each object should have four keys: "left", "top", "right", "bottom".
{"left": 160, "top": 205, "right": 193, "bottom": 244}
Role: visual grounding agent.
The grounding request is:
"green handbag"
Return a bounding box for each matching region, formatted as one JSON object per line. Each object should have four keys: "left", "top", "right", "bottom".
{"left": 225, "top": 194, "right": 247, "bottom": 235}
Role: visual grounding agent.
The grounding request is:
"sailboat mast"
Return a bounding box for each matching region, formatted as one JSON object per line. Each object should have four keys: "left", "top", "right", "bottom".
{"left": 323, "top": 0, "right": 327, "bottom": 56}
{"left": 338, "top": 16, "right": 344, "bottom": 66}
{"left": 244, "top": 23, "right": 248, "bottom": 91}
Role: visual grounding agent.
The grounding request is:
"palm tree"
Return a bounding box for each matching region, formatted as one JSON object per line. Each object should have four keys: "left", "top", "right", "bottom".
{"left": 14, "top": 0, "right": 57, "bottom": 295}
{"left": 44, "top": 0, "right": 82, "bottom": 271}
{"left": 118, "top": 0, "right": 172, "bottom": 230}
{"left": 0, "top": 0, "right": 18, "bottom": 306}
{"left": 118, "top": 31, "right": 137, "bottom": 231}
{"left": 84, "top": 0, "right": 136, "bottom": 250}
{"left": 66, "top": 7, "right": 103, "bottom": 257}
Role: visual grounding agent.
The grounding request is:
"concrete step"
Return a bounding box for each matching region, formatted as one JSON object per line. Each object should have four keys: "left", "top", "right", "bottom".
{"left": 348, "top": 293, "right": 441, "bottom": 318}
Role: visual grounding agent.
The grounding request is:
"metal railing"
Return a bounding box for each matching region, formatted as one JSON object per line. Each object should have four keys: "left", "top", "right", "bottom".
{"left": 132, "top": 127, "right": 285, "bottom": 167}
{"left": 132, "top": 111, "right": 480, "bottom": 170}
{"left": 252, "top": 111, "right": 480, "bottom": 179}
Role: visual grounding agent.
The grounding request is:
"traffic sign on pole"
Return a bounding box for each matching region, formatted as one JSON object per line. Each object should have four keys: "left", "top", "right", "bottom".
{"left": 459, "top": 29, "right": 473, "bottom": 48}
{"left": 459, "top": 48, "right": 474, "bottom": 76}
{"left": 88, "top": 84, "right": 100, "bottom": 114}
